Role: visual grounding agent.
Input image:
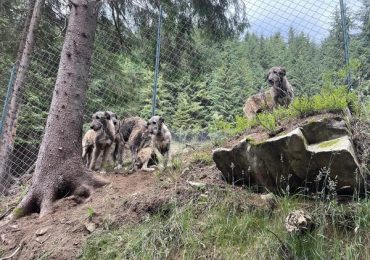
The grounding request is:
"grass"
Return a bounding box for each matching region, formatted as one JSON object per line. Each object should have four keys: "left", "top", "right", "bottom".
{"left": 190, "top": 150, "right": 213, "bottom": 166}
{"left": 210, "top": 86, "right": 358, "bottom": 137}
{"left": 79, "top": 187, "right": 370, "bottom": 260}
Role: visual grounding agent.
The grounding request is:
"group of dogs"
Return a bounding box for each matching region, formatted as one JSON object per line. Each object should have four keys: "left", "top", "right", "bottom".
{"left": 81, "top": 66, "right": 293, "bottom": 173}
{"left": 82, "top": 113, "right": 172, "bottom": 173}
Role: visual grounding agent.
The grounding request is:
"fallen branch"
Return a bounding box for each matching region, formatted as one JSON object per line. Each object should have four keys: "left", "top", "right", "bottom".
{"left": 0, "top": 207, "right": 14, "bottom": 221}
{"left": 0, "top": 241, "right": 24, "bottom": 260}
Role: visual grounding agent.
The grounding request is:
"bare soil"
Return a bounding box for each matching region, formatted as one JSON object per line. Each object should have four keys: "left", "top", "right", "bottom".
{"left": 0, "top": 160, "right": 222, "bottom": 259}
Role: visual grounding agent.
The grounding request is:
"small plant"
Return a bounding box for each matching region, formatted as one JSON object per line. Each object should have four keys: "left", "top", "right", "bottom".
{"left": 256, "top": 112, "right": 278, "bottom": 133}
{"left": 86, "top": 206, "right": 95, "bottom": 221}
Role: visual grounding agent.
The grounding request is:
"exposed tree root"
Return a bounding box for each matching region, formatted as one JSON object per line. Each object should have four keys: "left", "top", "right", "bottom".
{"left": 11, "top": 168, "right": 108, "bottom": 219}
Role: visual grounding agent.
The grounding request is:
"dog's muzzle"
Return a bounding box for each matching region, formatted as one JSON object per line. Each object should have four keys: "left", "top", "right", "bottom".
{"left": 90, "top": 123, "right": 102, "bottom": 131}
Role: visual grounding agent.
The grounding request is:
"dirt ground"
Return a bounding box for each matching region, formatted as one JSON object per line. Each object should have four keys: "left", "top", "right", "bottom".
{"left": 0, "top": 159, "right": 222, "bottom": 259}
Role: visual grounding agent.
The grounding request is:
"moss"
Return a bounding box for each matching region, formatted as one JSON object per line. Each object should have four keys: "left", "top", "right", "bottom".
{"left": 317, "top": 139, "right": 341, "bottom": 148}
{"left": 244, "top": 136, "right": 257, "bottom": 144}
{"left": 12, "top": 207, "right": 24, "bottom": 218}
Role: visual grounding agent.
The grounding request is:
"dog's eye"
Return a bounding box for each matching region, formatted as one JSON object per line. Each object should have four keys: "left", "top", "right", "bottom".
{"left": 153, "top": 121, "right": 157, "bottom": 125}
{"left": 96, "top": 116, "right": 100, "bottom": 119}
{"left": 273, "top": 70, "right": 277, "bottom": 73}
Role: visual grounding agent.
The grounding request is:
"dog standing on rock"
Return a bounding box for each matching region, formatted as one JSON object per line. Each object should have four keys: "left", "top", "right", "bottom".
{"left": 243, "top": 67, "right": 294, "bottom": 119}
{"left": 147, "top": 116, "right": 172, "bottom": 168}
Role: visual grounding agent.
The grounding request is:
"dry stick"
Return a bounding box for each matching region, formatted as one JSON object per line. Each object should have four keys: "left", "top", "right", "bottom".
{"left": 0, "top": 207, "right": 14, "bottom": 221}
{"left": 0, "top": 241, "right": 24, "bottom": 260}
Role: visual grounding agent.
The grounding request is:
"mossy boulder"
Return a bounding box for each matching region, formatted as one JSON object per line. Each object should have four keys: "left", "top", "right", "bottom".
{"left": 213, "top": 116, "right": 363, "bottom": 195}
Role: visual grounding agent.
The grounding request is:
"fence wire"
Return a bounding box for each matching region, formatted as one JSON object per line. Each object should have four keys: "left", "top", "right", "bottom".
{"left": 0, "top": 0, "right": 368, "bottom": 195}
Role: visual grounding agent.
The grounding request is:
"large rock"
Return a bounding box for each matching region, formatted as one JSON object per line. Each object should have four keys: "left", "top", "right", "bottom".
{"left": 300, "top": 116, "right": 349, "bottom": 144}
{"left": 213, "top": 116, "right": 362, "bottom": 194}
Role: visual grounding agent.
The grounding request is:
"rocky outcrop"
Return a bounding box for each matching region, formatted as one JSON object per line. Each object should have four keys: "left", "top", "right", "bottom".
{"left": 213, "top": 116, "right": 364, "bottom": 194}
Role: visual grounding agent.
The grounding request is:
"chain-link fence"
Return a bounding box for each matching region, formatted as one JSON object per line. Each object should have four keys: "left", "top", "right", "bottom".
{"left": 0, "top": 0, "right": 368, "bottom": 195}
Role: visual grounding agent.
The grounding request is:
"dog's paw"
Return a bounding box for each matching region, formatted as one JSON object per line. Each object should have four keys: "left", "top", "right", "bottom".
{"left": 99, "top": 169, "right": 107, "bottom": 174}
{"left": 114, "top": 164, "right": 122, "bottom": 170}
{"left": 142, "top": 167, "right": 155, "bottom": 172}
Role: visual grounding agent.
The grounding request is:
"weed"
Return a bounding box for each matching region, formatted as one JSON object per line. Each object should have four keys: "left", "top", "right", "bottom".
{"left": 86, "top": 207, "right": 95, "bottom": 221}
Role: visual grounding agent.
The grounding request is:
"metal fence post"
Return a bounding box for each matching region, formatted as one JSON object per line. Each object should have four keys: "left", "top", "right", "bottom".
{"left": 0, "top": 65, "right": 17, "bottom": 137}
{"left": 151, "top": 4, "right": 163, "bottom": 117}
{"left": 339, "top": 0, "right": 352, "bottom": 91}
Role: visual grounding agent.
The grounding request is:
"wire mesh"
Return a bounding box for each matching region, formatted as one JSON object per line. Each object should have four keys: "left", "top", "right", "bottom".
{"left": 0, "top": 0, "right": 368, "bottom": 195}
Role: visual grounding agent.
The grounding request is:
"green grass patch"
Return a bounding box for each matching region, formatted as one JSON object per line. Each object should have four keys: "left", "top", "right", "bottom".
{"left": 190, "top": 150, "right": 213, "bottom": 166}
{"left": 210, "top": 86, "right": 359, "bottom": 137}
{"left": 80, "top": 189, "right": 370, "bottom": 260}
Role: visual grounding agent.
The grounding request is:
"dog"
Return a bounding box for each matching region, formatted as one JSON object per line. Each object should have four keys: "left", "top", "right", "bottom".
{"left": 114, "top": 116, "right": 149, "bottom": 170}
{"left": 147, "top": 116, "right": 172, "bottom": 168}
{"left": 82, "top": 129, "right": 95, "bottom": 168}
{"left": 243, "top": 67, "right": 294, "bottom": 119}
{"left": 134, "top": 127, "right": 156, "bottom": 172}
{"left": 105, "top": 111, "right": 122, "bottom": 168}
{"left": 84, "top": 111, "right": 116, "bottom": 172}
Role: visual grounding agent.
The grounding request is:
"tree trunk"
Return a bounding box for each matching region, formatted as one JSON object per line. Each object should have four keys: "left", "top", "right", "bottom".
{"left": 13, "top": 0, "right": 108, "bottom": 218}
{"left": 0, "top": 0, "right": 43, "bottom": 194}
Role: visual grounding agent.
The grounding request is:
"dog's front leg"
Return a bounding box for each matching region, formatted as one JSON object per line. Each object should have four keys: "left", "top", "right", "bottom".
{"left": 100, "top": 146, "right": 110, "bottom": 173}
{"left": 89, "top": 145, "right": 101, "bottom": 171}
{"left": 130, "top": 145, "right": 138, "bottom": 171}
{"left": 113, "top": 141, "right": 124, "bottom": 170}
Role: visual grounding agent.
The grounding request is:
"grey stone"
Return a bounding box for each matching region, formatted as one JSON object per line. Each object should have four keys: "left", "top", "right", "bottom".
{"left": 213, "top": 117, "right": 362, "bottom": 194}
{"left": 300, "top": 117, "right": 349, "bottom": 144}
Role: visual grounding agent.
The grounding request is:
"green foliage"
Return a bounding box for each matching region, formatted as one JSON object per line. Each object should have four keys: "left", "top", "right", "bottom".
{"left": 210, "top": 86, "right": 358, "bottom": 136}
{"left": 86, "top": 207, "right": 95, "bottom": 221}
{"left": 1, "top": 0, "right": 370, "bottom": 177}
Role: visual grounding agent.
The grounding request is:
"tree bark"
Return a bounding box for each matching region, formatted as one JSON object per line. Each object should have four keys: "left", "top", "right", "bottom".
{"left": 0, "top": 0, "right": 43, "bottom": 195}
{"left": 12, "top": 0, "right": 108, "bottom": 218}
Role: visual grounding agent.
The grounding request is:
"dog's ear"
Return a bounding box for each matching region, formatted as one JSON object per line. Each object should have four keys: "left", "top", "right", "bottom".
{"left": 104, "top": 111, "right": 111, "bottom": 120}
{"left": 280, "top": 67, "right": 286, "bottom": 76}
{"left": 159, "top": 116, "right": 164, "bottom": 123}
{"left": 146, "top": 121, "right": 150, "bottom": 128}
{"left": 266, "top": 71, "right": 270, "bottom": 80}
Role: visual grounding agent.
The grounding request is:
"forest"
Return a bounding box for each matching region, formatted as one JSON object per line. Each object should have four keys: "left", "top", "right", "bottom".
{"left": 0, "top": 0, "right": 370, "bottom": 146}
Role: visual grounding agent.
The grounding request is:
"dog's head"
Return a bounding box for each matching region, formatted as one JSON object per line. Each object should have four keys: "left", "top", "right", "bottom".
{"left": 147, "top": 116, "right": 164, "bottom": 135}
{"left": 105, "top": 111, "right": 119, "bottom": 130}
{"left": 90, "top": 111, "right": 111, "bottom": 131}
{"left": 267, "top": 67, "right": 286, "bottom": 88}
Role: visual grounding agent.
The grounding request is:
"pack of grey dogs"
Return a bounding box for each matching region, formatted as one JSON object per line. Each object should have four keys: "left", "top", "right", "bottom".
{"left": 82, "top": 113, "right": 172, "bottom": 173}
{"left": 82, "top": 66, "right": 294, "bottom": 173}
